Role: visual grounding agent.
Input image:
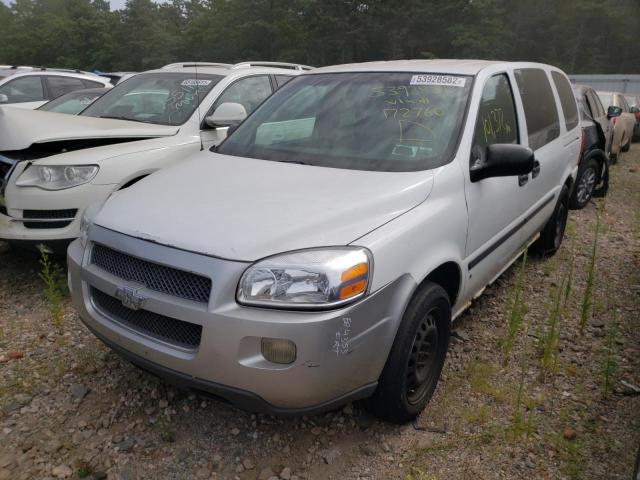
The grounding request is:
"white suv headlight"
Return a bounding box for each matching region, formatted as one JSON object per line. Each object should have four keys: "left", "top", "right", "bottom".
{"left": 16, "top": 165, "right": 99, "bottom": 190}
{"left": 237, "top": 247, "right": 372, "bottom": 309}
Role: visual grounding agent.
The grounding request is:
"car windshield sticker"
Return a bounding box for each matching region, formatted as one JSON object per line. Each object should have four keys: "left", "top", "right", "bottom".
{"left": 410, "top": 75, "right": 466, "bottom": 87}
{"left": 181, "top": 79, "right": 212, "bottom": 87}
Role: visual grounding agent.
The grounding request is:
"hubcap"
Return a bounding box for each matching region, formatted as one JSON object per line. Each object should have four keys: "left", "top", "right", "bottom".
{"left": 576, "top": 167, "right": 596, "bottom": 204}
{"left": 406, "top": 308, "right": 440, "bottom": 405}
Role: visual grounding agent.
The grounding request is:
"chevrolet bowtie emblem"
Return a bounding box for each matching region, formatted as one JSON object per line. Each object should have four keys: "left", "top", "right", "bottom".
{"left": 114, "top": 286, "right": 146, "bottom": 311}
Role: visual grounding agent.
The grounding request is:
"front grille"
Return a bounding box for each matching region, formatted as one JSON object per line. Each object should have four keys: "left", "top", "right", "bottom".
{"left": 91, "top": 244, "right": 211, "bottom": 303}
{"left": 21, "top": 209, "right": 77, "bottom": 229}
{"left": 24, "top": 220, "right": 73, "bottom": 229}
{"left": 23, "top": 209, "right": 77, "bottom": 219}
{"left": 91, "top": 287, "right": 202, "bottom": 349}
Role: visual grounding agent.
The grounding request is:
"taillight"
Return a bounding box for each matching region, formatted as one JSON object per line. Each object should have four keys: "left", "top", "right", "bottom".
{"left": 578, "top": 129, "right": 586, "bottom": 164}
{"left": 611, "top": 116, "right": 618, "bottom": 126}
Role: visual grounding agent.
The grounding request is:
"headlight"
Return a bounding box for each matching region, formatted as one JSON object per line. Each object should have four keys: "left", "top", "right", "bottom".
{"left": 79, "top": 197, "right": 109, "bottom": 247}
{"left": 237, "top": 247, "right": 372, "bottom": 309}
{"left": 16, "top": 165, "right": 99, "bottom": 190}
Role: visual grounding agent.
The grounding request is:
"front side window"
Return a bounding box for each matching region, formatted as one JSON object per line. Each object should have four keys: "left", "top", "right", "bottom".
{"left": 585, "top": 91, "right": 603, "bottom": 118}
{"left": 515, "top": 68, "right": 560, "bottom": 150}
{"left": 81, "top": 72, "right": 222, "bottom": 125}
{"left": 0, "top": 76, "right": 45, "bottom": 103}
{"left": 551, "top": 71, "right": 579, "bottom": 131}
{"left": 212, "top": 75, "right": 273, "bottom": 116}
{"left": 275, "top": 75, "right": 293, "bottom": 88}
{"left": 471, "top": 74, "right": 518, "bottom": 166}
{"left": 218, "top": 72, "right": 472, "bottom": 172}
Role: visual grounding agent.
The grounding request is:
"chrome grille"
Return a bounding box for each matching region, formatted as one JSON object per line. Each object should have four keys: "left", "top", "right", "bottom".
{"left": 91, "top": 287, "right": 202, "bottom": 349}
{"left": 91, "top": 244, "right": 212, "bottom": 303}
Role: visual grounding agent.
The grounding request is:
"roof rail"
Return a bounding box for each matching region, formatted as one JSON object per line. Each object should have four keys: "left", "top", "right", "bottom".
{"left": 162, "top": 62, "right": 232, "bottom": 69}
{"left": 231, "top": 62, "right": 314, "bottom": 71}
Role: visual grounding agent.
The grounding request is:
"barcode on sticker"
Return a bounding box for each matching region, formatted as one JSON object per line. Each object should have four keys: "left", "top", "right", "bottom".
{"left": 410, "top": 75, "right": 466, "bottom": 87}
{"left": 181, "top": 79, "right": 212, "bottom": 86}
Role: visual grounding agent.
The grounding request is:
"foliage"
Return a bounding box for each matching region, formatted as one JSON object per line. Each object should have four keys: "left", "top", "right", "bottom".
{"left": 0, "top": 0, "right": 639, "bottom": 72}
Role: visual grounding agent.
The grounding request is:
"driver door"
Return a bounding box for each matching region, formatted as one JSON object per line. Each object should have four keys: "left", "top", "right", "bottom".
{"left": 464, "top": 72, "right": 530, "bottom": 294}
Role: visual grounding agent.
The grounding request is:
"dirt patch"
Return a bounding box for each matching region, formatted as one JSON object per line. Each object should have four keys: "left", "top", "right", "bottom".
{"left": 1, "top": 150, "right": 639, "bottom": 480}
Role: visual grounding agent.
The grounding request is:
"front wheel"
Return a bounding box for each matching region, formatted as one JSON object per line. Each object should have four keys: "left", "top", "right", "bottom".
{"left": 534, "top": 185, "right": 569, "bottom": 256}
{"left": 569, "top": 158, "right": 598, "bottom": 209}
{"left": 365, "top": 282, "right": 451, "bottom": 424}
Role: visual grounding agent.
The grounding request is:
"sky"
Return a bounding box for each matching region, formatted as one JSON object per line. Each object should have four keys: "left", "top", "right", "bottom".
{"left": 0, "top": 0, "right": 137, "bottom": 9}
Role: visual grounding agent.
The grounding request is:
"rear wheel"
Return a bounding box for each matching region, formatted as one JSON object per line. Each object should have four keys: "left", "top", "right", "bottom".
{"left": 534, "top": 185, "right": 569, "bottom": 256}
{"left": 569, "top": 158, "right": 598, "bottom": 209}
{"left": 621, "top": 134, "right": 631, "bottom": 152}
{"left": 365, "top": 282, "right": 450, "bottom": 424}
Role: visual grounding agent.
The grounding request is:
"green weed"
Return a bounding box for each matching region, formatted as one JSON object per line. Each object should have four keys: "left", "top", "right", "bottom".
{"left": 38, "top": 246, "right": 68, "bottom": 329}
{"left": 500, "top": 250, "right": 528, "bottom": 363}
{"left": 579, "top": 212, "right": 600, "bottom": 332}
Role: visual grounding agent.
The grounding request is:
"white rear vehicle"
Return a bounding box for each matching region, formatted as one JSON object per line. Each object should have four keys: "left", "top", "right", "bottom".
{"left": 68, "top": 60, "right": 580, "bottom": 422}
{"left": 0, "top": 62, "right": 309, "bottom": 251}
{"left": 0, "top": 69, "right": 112, "bottom": 109}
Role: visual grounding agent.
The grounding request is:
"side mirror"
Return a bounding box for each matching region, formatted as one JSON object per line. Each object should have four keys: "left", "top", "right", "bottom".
{"left": 470, "top": 144, "right": 534, "bottom": 183}
{"left": 204, "top": 102, "right": 247, "bottom": 128}
{"left": 630, "top": 106, "right": 639, "bottom": 114}
{"left": 0, "top": 94, "right": 8, "bottom": 104}
{"left": 607, "top": 105, "right": 623, "bottom": 118}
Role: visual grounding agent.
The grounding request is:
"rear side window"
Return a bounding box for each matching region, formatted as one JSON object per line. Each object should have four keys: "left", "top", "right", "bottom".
{"left": 46, "top": 76, "right": 86, "bottom": 99}
{"left": 515, "top": 68, "right": 560, "bottom": 150}
{"left": 471, "top": 74, "right": 518, "bottom": 165}
{"left": 83, "top": 79, "right": 105, "bottom": 88}
{"left": 551, "top": 72, "right": 578, "bottom": 131}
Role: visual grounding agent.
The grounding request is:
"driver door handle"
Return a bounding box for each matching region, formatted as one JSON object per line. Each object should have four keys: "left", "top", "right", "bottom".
{"left": 532, "top": 160, "right": 541, "bottom": 179}
{"left": 518, "top": 174, "right": 529, "bottom": 187}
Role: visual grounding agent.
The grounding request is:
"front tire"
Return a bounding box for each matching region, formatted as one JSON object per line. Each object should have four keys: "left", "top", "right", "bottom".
{"left": 366, "top": 282, "right": 451, "bottom": 424}
{"left": 534, "top": 185, "right": 569, "bottom": 256}
{"left": 569, "top": 158, "right": 598, "bottom": 209}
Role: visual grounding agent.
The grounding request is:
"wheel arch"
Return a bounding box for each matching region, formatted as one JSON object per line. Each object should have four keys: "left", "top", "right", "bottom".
{"left": 415, "top": 261, "right": 462, "bottom": 309}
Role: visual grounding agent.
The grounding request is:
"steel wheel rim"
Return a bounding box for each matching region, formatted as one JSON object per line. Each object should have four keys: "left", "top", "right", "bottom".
{"left": 406, "top": 308, "right": 440, "bottom": 405}
{"left": 576, "top": 167, "right": 596, "bottom": 204}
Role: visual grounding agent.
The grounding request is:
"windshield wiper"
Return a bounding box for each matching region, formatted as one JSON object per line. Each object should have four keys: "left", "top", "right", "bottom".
{"left": 98, "top": 115, "right": 154, "bottom": 124}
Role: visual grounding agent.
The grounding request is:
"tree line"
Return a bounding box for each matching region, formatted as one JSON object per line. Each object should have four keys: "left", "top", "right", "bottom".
{"left": 1, "top": 0, "right": 639, "bottom": 74}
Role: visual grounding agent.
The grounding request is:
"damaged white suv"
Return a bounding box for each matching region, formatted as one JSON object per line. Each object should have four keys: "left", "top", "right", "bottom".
{"left": 0, "top": 62, "right": 309, "bottom": 251}
{"left": 68, "top": 60, "right": 580, "bottom": 422}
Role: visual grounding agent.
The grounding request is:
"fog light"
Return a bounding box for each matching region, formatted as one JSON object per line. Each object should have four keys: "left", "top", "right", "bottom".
{"left": 261, "top": 338, "right": 297, "bottom": 364}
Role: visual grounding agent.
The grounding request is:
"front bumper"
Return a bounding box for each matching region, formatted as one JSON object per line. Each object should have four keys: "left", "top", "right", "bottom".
{"left": 0, "top": 164, "right": 116, "bottom": 242}
{"left": 68, "top": 226, "right": 416, "bottom": 413}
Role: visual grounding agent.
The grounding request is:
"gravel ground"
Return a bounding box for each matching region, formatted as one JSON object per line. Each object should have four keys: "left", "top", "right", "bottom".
{"left": 1, "top": 150, "right": 639, "bottom": 480}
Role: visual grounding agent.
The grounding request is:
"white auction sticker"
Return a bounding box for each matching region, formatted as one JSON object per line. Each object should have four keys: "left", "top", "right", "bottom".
{"left": 410, "top": 75, "right": 466, "bottom": 87}
{"left": 181, "top": 79, "right": 212, "bottom": 86}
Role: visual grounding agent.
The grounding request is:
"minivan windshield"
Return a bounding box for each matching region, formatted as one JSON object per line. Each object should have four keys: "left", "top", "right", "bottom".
{"left": 218, "top": 72, "right": 472, "bottom": 172}
{"left": 81, "top": 72, "right": 223, "bottom": 126}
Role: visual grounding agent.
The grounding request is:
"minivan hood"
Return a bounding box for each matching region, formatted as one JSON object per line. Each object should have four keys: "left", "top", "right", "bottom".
{"left": 0, "top": 106, "right": 178, "bottom": 151}
{"left": 95, "top": 152, "right": 435, "bottom": 261}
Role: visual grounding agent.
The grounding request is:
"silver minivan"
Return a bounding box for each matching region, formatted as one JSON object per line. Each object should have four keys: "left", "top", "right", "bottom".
{"left": 68, "top": 60, "right": 580, "bottom": 423}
